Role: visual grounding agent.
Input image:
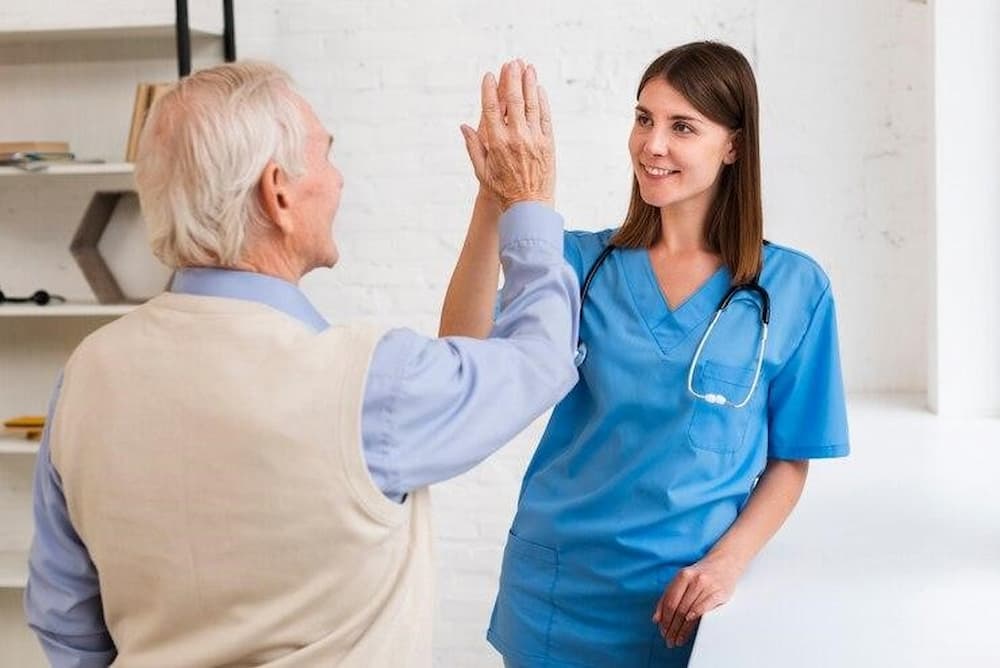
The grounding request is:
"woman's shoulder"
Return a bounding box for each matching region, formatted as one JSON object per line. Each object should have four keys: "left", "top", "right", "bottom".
{"left": 564, "top": 228, "right": 616, "bottom": 277}
{"left": 762, "top": 241, "right": 834, "bottom": 306}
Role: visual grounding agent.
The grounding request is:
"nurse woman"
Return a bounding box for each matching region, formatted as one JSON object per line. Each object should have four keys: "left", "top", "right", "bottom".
{"left": 442, "top": 43, "right": 849, "bottom": 667}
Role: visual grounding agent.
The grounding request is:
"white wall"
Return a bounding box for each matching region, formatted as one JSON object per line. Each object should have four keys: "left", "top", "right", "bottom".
{"left": 0, "top": 1, "right": 934, "bottom": 665}
{"left": 229, "top": 2, "right": 932, "bottom": 664}
{"left": 930, "top": 0, "right": 1000, "bottom": 417}
{"left": 237, "top": 1, "right": 933, "bottom": 397}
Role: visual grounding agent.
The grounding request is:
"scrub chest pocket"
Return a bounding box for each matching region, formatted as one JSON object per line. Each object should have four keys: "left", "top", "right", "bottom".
{"left": 687, "top": 362, "right": 756, "bottom": 454}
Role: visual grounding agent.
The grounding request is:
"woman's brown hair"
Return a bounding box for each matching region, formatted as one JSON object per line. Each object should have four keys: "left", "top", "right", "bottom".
{"left": 611, "top": 41, "right": 763, "bottom": 284}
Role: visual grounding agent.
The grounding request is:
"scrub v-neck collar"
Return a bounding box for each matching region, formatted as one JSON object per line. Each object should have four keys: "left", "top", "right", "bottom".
{"left": 621, "top": 246, "right": 732, "bottom": 357}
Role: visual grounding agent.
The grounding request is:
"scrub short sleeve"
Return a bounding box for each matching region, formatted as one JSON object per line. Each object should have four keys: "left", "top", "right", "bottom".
{"left": 767, "top": 285, "right": 849, "bottom": 459}
{"left": 562, "top": 231, "right": 587, "bottom": 284}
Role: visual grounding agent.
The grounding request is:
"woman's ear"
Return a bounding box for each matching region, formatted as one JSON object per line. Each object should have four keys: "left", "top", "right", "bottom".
{"left": 258, "top": 160, "right": 295, "bottom": 235}
{"left": 723, "top": 130, "right": 741, "bottom": 165}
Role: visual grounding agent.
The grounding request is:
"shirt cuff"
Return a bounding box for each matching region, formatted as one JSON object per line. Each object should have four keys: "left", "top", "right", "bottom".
{"left": 498, "top": 202, "right": 564, "bottom": 252}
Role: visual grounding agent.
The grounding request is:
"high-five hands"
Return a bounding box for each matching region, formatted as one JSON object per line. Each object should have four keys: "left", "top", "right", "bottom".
{"left": 461, "top": 59, "right": 555, "bottom": 211}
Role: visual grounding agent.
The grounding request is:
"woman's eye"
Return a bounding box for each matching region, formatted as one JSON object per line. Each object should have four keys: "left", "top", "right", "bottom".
{"left": 635, "top": 114, "right": 652, "bottom": 127}
{"left": 674, "top": 122, "right": 693, "bottom": 134}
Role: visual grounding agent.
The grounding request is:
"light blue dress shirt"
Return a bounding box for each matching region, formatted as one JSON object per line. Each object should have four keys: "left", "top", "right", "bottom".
{"left": 488, "top": 229, "right": 849, "bottom": 667}
{"left": 25, "top": 202, "right": 580, "bottom": 668}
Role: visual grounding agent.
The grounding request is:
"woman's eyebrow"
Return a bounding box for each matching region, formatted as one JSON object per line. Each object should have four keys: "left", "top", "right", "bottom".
{"left": 634, "top": 104, "right": 704, "bottom": 124}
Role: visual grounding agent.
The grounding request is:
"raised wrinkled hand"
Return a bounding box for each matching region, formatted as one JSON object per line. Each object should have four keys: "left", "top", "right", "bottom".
{"left": 461, "top": 59, "right": 555, "bottom": 211}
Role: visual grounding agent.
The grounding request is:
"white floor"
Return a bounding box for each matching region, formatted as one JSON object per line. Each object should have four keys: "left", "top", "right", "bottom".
{"left": 3, "top": 394, "right": 997, "bottom": 667}
{"left": 692, "top": 393, "right": 1000, "bottom": 667}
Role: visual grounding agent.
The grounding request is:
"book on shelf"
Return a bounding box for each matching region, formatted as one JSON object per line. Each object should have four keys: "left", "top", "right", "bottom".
{"left": 2, "top": 415, "right": 45, "bottom": 441}
{"left": 0, "top": 151, "right": 75, "bottom": 165}
{"left": 125, "top": 82, "right": 173, "bottom": 162}
{"left": 0, "top": 140, "right": 69, "bottom": 153}
{"left": 0, "top": 141, "right": 74, "bottom": 166}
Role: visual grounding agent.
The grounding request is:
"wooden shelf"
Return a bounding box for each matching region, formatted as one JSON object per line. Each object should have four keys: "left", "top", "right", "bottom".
{"left": 0, "top": 436, "right": 39, "bottom": 456}
{"left": 0, "top": 302, "right": 137, "bottom": 318}
{"left": 0, "top": 163, "right": 134, "bottom": 177}
{"left": 0, "top": 550, "right": 29, "bottom": 590}
{"left": 0, "top": 23, "right": 222, "bottom": 44}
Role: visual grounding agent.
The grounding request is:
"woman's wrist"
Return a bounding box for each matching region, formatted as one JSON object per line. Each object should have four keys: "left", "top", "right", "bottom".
{"left": 703, "top": 541, "right": 753, "bottom": 574}
{"left": 474, "top": 187, "right": 503, "bottom": 220}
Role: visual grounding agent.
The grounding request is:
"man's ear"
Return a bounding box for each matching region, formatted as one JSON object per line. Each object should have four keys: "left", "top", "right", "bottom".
{"left": 258, "top": 160, "right": 295, "bottom": 235}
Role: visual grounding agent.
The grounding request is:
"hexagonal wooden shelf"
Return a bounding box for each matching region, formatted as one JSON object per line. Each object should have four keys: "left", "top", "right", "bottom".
{"left": 69, "top": 191, "right": 131, "bottom": 304}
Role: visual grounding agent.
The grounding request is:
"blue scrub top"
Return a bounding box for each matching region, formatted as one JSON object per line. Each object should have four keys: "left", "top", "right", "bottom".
{"left": 488, "top": 229, "right": 849, "bottom": 667}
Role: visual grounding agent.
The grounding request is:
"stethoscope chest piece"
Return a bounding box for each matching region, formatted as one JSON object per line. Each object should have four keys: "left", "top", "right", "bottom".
{"left": 574, "top": 342, "right": 588, "bottom": 367}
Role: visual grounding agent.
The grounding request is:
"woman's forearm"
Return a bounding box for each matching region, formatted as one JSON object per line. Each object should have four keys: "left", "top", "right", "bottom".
{"left": 654, "top": 458, "right": 810, "bottom": 646}
{"left": 438, "top": 190, "right": 503, "bottom": 338}
{"left": 707, "top": 458, "right": 809, "bottom": 569}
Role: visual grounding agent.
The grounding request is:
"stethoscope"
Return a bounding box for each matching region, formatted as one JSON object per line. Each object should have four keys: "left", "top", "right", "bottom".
{"left": 574, "top": 244, "right": 770, "bottom": 409}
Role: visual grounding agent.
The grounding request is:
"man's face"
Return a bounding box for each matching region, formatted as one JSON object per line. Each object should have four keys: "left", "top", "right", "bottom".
{"left": 290, "top": 96, "right": 343, "bottom": 272}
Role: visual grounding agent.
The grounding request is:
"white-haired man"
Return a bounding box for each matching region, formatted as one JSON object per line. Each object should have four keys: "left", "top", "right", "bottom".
{"left": 24, "top": 60, "right": 577, "bottom": 667}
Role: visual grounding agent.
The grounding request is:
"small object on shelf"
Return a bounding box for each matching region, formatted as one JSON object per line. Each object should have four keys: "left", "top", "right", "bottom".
{"left": 2, "top": 415, "right": 45, "bottom": 441}
{"left": 3, "top": 415, "right": 44, "bottom": 429}
{"left": 126, "top": 82, "right": 173, "bottom": 162}
{"left": 0, "top": 287, "right": 66, "bottom": 306}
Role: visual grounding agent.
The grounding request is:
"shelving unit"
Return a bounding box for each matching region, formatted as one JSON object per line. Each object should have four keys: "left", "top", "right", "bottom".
{"left": 0, "top": 2, "right": 235, "bottom": 663}
{"left": 0, "top": 163, "right": 135, "bottom": 178}
{"left": 0, "top": 438, "right": 40, "bottom": 456}
{"left": 0, "top": 551, "right": 29, "bottom": 590}
{"left": 0, "top": 23, "right": 223, "bottom": 45}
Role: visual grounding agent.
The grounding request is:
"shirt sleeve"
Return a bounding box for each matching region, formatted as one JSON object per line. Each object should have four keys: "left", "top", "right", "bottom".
{"left": 24, "top": 375, "right": 117, "bottom": 667}
{"left": 766, "top": 285, "right": 850, "bottom": 460}
{"left": 362, "top": 202, "right": 580, "bottom": 499}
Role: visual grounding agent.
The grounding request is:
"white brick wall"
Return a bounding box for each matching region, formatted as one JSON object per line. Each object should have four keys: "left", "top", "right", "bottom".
{"left": 230, "top": 1, "right": 931, "bottom": 664}
{"left": 0, "top": 1, "right": 932, "bottom": 665}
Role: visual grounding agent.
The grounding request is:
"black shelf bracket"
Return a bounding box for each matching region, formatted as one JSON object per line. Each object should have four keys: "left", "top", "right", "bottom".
{"left": 176, "top": 0, "right": 236, "bottom": 79}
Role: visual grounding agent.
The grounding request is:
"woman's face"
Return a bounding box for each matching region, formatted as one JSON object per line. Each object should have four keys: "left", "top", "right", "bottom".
{"left": 628, "top": 77, "right": 737, "bottom": 212}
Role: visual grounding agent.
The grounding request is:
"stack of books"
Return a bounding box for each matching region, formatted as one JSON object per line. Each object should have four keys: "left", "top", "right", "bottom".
{"left": 0, "top": 141, "right": 76, "bottom": 170}
{"left": 126, "top": 82, "right": 173, "bottom": 162}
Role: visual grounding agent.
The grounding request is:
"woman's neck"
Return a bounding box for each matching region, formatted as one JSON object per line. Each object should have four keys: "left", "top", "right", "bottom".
{"left": 656, "top": 195, "right": 713, "bottom": 255}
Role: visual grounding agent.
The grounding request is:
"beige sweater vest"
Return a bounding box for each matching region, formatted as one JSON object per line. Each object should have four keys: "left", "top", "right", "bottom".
{"left": 50, "top": 293, "right": 433, "bottom": 667}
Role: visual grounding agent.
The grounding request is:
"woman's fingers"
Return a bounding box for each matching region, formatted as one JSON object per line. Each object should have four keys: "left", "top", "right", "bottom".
{"left": 460, "top": 124, "right": 486, "bottom": 179}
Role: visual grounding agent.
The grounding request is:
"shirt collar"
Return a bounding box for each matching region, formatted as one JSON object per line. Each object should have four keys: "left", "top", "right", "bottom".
{"left": 170, "top": 267, "right": 329, "bottom": 332}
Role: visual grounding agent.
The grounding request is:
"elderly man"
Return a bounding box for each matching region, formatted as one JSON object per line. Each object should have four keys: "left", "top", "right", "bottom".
{"left": 24, "top": 60, "right": 577, "bottom": 667}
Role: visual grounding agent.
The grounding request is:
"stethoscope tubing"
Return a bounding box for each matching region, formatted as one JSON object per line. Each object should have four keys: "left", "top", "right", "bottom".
{"left": 575, "top": 243, "right": 770, "bottom": 409}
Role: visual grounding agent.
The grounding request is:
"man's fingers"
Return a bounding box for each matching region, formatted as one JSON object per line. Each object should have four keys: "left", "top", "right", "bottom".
{"left": 523, "top": 63, "right": 541, "bottom": 132}
{"left": 500, "top": 59, "right": 527, "bottom": 132}
{"left": 538, "top": 85, "right": 553, "bottom": 138}
{"left": 480, "top": 72, "right": 503, "bottom": 136}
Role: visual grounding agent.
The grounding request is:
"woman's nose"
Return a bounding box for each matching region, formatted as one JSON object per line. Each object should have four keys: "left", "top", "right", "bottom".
{"left": 644, "top": 127, "right": 670, "bottom": 157}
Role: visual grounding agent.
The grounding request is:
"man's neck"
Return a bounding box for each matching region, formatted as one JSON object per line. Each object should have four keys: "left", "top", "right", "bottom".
{"left": 233, "top": 247, "right": 304, "bottom": 285}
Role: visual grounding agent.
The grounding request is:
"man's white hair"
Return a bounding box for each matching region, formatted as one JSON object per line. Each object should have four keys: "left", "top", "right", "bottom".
{"left": 135, "top": 60, "right": 308, "bottom": 268}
